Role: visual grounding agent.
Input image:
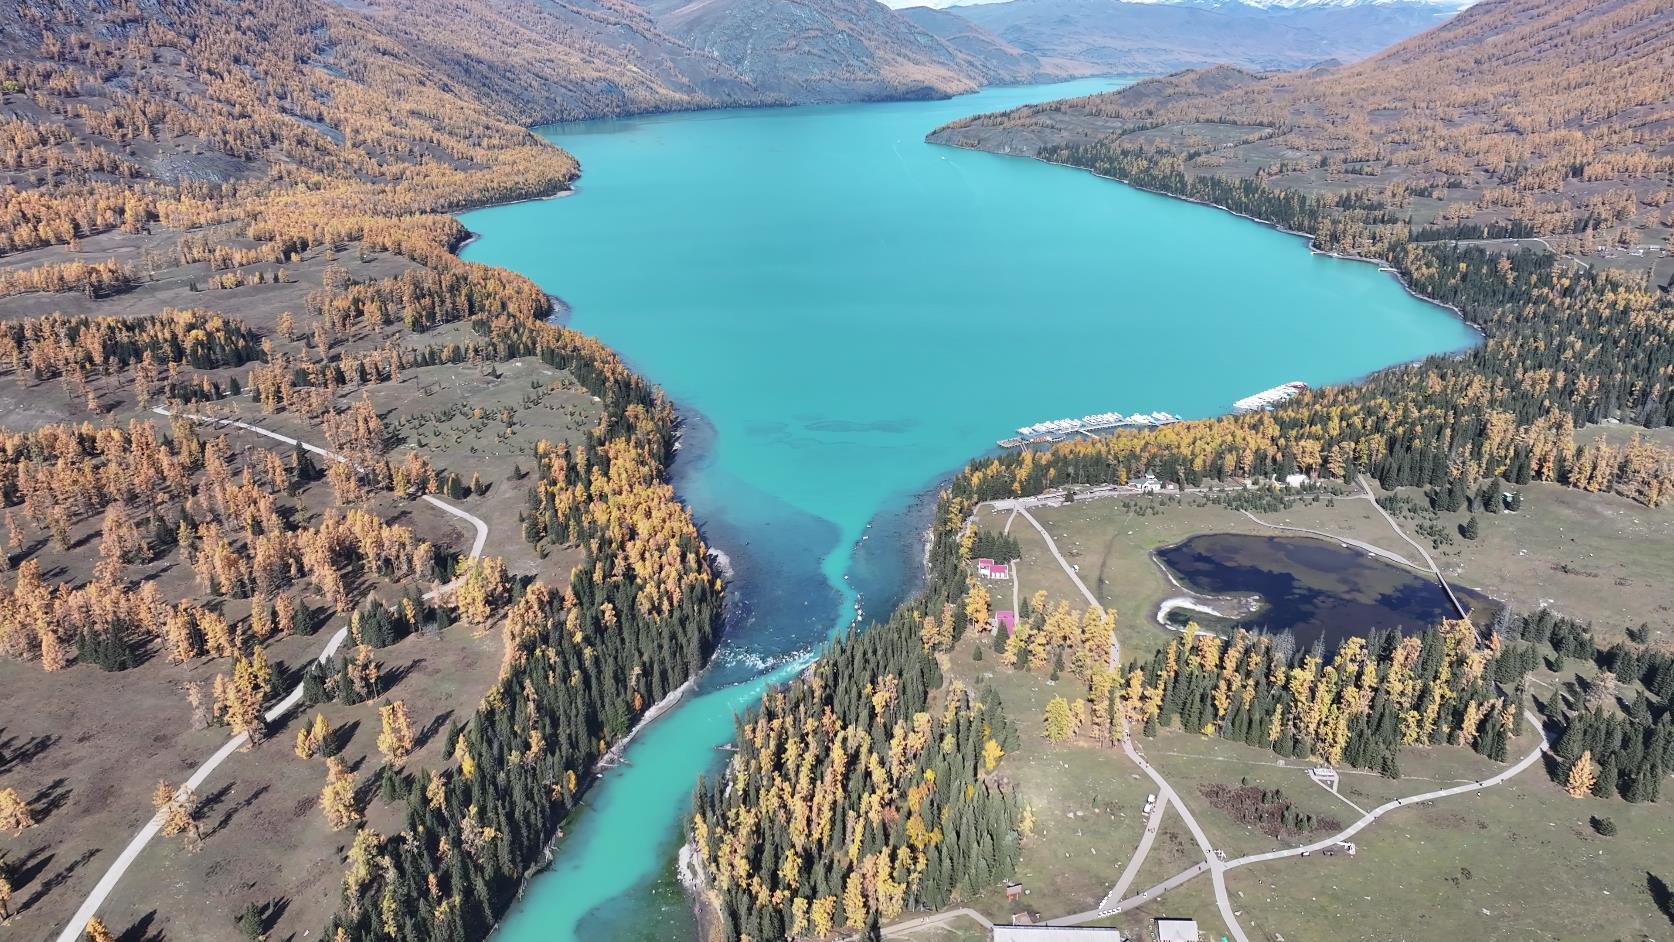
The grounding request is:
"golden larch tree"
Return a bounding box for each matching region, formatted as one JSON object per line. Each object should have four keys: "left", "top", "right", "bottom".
{"left": 321, "top": 757, "right": 361, "bottom": 830}
{"left": 0, "top": 788, "right": 33, "bottom": 833}
{"left": 1566, "top": 750, "right": 1598, "bottom": 798}
{"left": 378, "top": 699, "right": 416, "bottom": 766}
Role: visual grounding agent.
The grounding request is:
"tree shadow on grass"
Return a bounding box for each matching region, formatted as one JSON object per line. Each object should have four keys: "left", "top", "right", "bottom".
{"left": 414, "top": 709, "right": 453, "bottom": 752}
{"left": 207, "top": 783, "right": 271, "bottom": 839}
{"left": 0, "top": 730, "right": 57, "bottom": 774}
{"left": 329, "top": 719, "right": 361, "bottom": 759}
{"left": 1649, "top": 872, "right": 1674, "bottom": 925}
{"left": 193, "top": 781, "right": 237, "bottom": 821}
{"left": 18, "top": 847, "right": 98, "bottom": 913}
{"left": 8, "top": 845, "right": 54, "bottom": 894}
{"left": 29, "top": 776, "right": 72, "bottom": 824}
{"left": 117, "top": 909, "right": 165, "bottom": 942}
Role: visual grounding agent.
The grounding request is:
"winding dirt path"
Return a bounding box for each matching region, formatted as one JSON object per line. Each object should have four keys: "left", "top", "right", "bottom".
{"left": 53, "top": 408, "right": 489, "bottom": 942}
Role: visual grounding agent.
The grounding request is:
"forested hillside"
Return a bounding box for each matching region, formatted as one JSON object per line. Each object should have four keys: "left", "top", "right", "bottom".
{"left": 691, "top": 471, "right": 1024, "bottom": 940}
{"left": 936, "top": 0, "right": 1674, "bottom": 261}
{"left": 0, "top": 1, "right": 725, "bottom": 939}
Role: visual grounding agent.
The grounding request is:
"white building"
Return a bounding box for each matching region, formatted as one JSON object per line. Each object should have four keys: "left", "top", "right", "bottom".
{"left": 1155, "top": 917, "right": 1199, "bottom": 942}
{"left": 992, "top": 928, "right": 1125, "bottom": 942}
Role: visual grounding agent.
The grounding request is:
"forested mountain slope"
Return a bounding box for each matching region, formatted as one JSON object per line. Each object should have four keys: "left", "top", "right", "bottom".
{"left": 325, "top": 0, "right": 772, "bottom": 122}
{"left": 897, "top": 4, "right": 1075, "bottom": 83}
{"left": 936, "top": 0, "right": 1674, "bottom": 258}
{"left": 637, "top": 0, "right": 1022, "bottom": 101}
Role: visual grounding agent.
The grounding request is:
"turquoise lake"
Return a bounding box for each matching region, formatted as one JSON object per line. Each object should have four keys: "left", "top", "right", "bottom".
{"left": 457, "top": 77, "right": 1480, "bottom": 941}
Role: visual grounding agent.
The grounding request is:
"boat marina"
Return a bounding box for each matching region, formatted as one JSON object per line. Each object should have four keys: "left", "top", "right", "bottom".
{"left": 998, "top": 410, "right": 1181, "bottom": 448}
{"left": 998, "top": 381, "right": 1310, "bottom": 448}
{"left": 1233, "top": 381, "right": 1309, "bottom": 413}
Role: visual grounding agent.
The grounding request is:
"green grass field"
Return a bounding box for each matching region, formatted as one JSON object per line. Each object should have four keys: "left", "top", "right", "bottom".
{"left": 948, "top": 629, "right": 1152, "bottom": 921}
{"left": 1226, "top": 770, "right": 1674, "bottom": 942}
{"left": 946, "top": 480, "right": 1674, "bottom": 940}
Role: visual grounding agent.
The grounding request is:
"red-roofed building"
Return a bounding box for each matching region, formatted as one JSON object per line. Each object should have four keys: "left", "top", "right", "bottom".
{"left": 978, "top": 559, "right": 1011, "bottom": 581}
{"left": 994, "top": 610, "right": 1017, "bottom": 634}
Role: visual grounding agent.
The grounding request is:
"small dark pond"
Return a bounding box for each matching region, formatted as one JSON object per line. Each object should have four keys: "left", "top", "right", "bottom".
{"left": 1156, "top": 534, "right": 1492, "bottom": 651}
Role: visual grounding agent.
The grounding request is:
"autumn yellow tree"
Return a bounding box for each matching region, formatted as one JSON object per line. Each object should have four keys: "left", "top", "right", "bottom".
{"left": 453, "top": 556, "right": 509, "bottom": 625}
{"left": 0, "top": 788, "right": 33, "bottom": 833}
{"left": 377, "top": 699, "right": 416, "bottom": 766}
{"left": 321, "top": 757, "right": 361, "bottom": 830}
{"left": 84, "top": 917, "right": 116, "bottom": 942}
{"left": 1043, "top": 696, "right": 1075, "bottom": 743}
{"left": 153, "top": 780, "right": 202, "bottom": 851}
{"left": 1566, "top": 750, "right": 1598, "bottom": 798}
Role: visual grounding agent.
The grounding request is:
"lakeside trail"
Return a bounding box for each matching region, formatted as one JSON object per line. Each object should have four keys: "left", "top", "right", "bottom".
{"left": 1239, "top": 509, "right": 1420, "bottom": 570}
{"left": 1358, "top": 475, "right": 1469, "bottom": 620}
{"left": 53, "top": 408, "right": 491, "bottom": 942}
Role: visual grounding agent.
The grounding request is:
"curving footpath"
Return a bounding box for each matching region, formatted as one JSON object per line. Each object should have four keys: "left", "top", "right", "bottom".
{"left": 1223, "top": 711, "right": 1549, "bottom": 871}
{"left": 53, "top": 408, "right": 489, "bottom": 942}
{"left": 1015, "top": 506, "right": 1100, "bottom": 609}
{"left": 1358, "top": 476, "right": 1467, "bottom": 620}
{"left": 1053, "top": 709, "right": 1551, "bottom": 929}
{"left": 1094, "top": 794, "right": 1170, "bottom": 914}
{"left": 1011, "top": 506, "right": 1257, "bottom": 937}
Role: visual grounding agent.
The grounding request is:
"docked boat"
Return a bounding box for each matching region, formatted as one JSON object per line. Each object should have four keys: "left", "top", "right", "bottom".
{"left": 1233, "top": 382, "right": 1308, "bottom": 414}
{"left": 1000, "top": 407, "right": 1181, "bottom": 448}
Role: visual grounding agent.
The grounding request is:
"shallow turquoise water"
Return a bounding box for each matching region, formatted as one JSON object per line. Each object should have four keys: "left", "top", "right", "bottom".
{"left": 458, "top": 78, "right": 1479, "bottom": 940}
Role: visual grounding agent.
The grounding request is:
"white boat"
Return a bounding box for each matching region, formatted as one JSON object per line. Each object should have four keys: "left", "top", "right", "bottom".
{"left": 1233, "top": 382, "right": 1309, "bottom": 414}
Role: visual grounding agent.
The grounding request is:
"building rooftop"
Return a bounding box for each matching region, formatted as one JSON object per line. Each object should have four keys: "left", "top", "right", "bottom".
{"left": 1155, "top": 917, "right": 1200, "bottom": 942}
{"left": 992, "top": 928, "right": 1125, "bottom": 942}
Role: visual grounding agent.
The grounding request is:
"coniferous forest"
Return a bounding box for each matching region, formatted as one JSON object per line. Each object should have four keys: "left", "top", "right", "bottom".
{"left": 691, "top": 486, "right": 1022, "bottom": 940}
{"left": 323, "top": 327, "right": 722, "bottom": 942}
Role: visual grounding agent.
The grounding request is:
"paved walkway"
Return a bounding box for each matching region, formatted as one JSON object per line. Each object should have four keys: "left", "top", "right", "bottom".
{"left": 1223, "top": 712, "right": 1549, "bottom": 871}
{"left": 1097, "top": 794, "right": 1169, "bottom": 911}
{"left": 1358, "top": 476, "right": 1468, "bottom": 620}
{"left": 1011, "top": 506, "right": 1255, "bottom": 938}
{"left": 54, "top": 409, "right": 489, "bottom": 942}
{"left": 1014, "top": 506, "right": 1099, "bottom": 609}
{"left": 875, "top": 907, "right": 993, "bottom": 939}
{"left": 1053, "top": 708, "right": 1551, "bottom": 929}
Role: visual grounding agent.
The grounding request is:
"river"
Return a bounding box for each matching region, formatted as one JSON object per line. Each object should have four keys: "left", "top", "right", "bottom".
{"left": 456, "top": 77, "right": 1479, "bottom": 941}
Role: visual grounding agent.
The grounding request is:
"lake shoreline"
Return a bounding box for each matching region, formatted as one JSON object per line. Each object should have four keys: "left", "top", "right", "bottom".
{"left": 928, "top": 138, "right": 1487, "bottom": 354}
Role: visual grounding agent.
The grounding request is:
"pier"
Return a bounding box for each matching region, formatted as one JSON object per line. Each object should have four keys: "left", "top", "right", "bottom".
{"left": 999, "top": 409, "right": 1181, "bottom": 448}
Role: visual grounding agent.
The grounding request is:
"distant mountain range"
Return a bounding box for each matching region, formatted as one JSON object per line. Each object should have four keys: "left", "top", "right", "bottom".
{"left": 894, "top": 0, "right": 1473, "bottom": 9}
{"left": 0, "top": 0, "right": 1468, "bottom": 126}
{"left": 898, "top": 0, "right": 1466, "bottom": 77}
{"left": 294, "top": 0, "right": 1470, "bottom": 119}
